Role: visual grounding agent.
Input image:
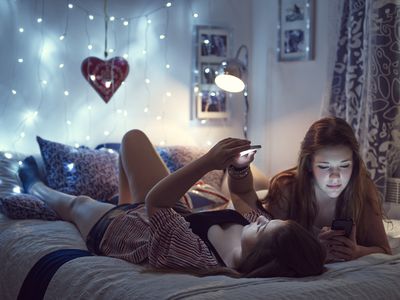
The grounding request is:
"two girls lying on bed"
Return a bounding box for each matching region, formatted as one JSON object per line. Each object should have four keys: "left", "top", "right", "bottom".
{"left": 19, "top": 129, "right": 325, "bottom": 278}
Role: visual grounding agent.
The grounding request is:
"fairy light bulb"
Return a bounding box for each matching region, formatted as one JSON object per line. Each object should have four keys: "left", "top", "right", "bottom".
{"left": 105, "top": 81, "right": 112, "bottom": 88}
{"left": 19, "top": 27, "right": 24, "bottom": 33}
{"left": 206, "top": 140, "right": 212, "bottom": 146}
{"left": 145, "top": 78, "right": 150, "bottom": 84}
{"left": 87, "top": 105, "right": 92, "bottom": 110}
{"left": 159, "top": 34, "right": 166, "bottom": 40}
{"left": 147, "top": 19, "right": 152, "bottom": 24}
{"left": 42, "top": 80, "right": 48, "bottom": 85}
{"left": 59, "top": 63, "right": 64, "bottom": 68}
{"left": 109, "top": 16, "right": 115, "bottom": 21}
{"left": 88, "top": 15, "right": 94, "bottom": 20}
{"left": 123, "top": 20, "right": 129, "bottom": 26}
{"left": 193, "top": 13, "right": 199, "bottom": 18}
{"left": 144, "top": 107, "right": 149, "bottom": 113}
{"left": 11, "top": 90, "right": 17, "bottom": 95}
{"left": 4, "top": 152, "right": 13, "bottom": 159}
{"left": 123, "top": 53, "right": 128, "bottom": 59}
{"left": 13, "top": 186, "right": 21, "bottom": 194}
{"left": 64, "top": 90, "right": 69, "bottom": 96}
{"left": 142, "top": 49, "right": 147, "bottom": 55}
{"left": 108, "top": 48, "right": 114, "bottom": 53}
{"left": 88, "top": 44, "right": 93, "bottom": 50}
{"left": 18, "top": 58, "right": 23, "bottom": 63}
{"left": 156, "top": 115, "right": 162, "bottom": 121}
{"left": 85, "top": 136, "right": 91, "bottom": 141}
{"left": 104, "top": 131, "right": 110, "bottom": 136}
{"left": 90, "top": 75, "right": 96, "bottom": 81}
{"left": 159, "top": 140, "right": 166, "bottom": 146}
{"left": 166, "top": 92, "right": 172, "bottom": 97}
{"left": 20, "top": 132, "right": 25, "bottom": 138}
{"left": 66, "top": 120, "right": 72, "bottom": 125}
{"left": 67, "top": 163, "right": 74, "bottom": 171}
{"left": 165, "top": 64, "right": 170, "bottom": 69}
{"left": 166, "top": 2, "right": 172, "bottom": 7}
{"left": 68, "top": 3, "right": 73, "bottom": 9}
{"left": 37, "top": 18, "right": 43, "bottom": 23}
{"left": 201, "top": 119, "right": 207, "bottom": 124}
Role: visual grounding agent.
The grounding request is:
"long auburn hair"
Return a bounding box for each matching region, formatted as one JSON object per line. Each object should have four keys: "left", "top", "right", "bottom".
{"left": 236, "top": 220, "right": 326, "bottom": 277}
{"left": 265, "top": 117, "right": 382, "bottom": 242}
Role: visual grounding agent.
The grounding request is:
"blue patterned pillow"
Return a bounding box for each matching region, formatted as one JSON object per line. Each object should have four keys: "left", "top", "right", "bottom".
{"left": 37, "top": 136, "right": 119, "bottom": 201}
{"left": 0, "top": 193, "right": 59, "bottom": 220}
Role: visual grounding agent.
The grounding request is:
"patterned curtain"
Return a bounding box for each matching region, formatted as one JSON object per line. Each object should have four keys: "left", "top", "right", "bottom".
{"left": 324, "top": 0, "right": 400, "bottom": 202}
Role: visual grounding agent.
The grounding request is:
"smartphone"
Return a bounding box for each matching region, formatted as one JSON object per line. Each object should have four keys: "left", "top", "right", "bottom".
{"left": 240, "top": 145, "right": 261, "bottom": 156}
{"left": 331, "top": 218, "right": 353, "bottom": 237}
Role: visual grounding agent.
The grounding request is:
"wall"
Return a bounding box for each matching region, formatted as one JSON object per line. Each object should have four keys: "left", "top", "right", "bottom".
{"left": 0, "top": 0, "right": 341, "bottom": 177}
{"left": 250, "top": 0, "right": 342, "bottom": 177}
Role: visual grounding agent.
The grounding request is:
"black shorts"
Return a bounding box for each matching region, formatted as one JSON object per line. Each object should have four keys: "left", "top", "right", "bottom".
{"left": 86, "top": 203, "right": 141, "bottom": 255}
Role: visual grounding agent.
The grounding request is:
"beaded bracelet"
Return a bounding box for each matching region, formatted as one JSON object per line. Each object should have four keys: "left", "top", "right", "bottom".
{"left": 228, "top": 165, "right": 250, "bottom": 179}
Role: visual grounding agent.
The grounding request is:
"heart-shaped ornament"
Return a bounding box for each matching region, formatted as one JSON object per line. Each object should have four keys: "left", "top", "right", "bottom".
{"left": 81, "top": 56, "right": 129, "bottom": 103}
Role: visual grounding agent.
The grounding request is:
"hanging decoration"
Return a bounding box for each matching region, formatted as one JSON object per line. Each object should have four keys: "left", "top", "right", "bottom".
{"left": 81, "top": 0, "right": 129, "bottom": 103}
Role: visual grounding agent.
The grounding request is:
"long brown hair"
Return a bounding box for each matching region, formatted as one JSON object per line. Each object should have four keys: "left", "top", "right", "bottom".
{"left": 266, "top": 117, "right": 382, "bottom": 242}
{"left": 237, "top": 220, "right": 326, "bottom": 277}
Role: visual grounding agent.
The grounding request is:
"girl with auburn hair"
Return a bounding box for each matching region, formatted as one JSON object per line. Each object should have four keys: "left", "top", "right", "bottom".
{"left": 19, "top": 129, "right": 325, "bottom": 278}
{"left": 256, "top": 117, "right": 391, "bottom": 262}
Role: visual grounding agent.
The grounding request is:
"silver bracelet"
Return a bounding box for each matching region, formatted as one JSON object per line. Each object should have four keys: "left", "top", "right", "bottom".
{"left": 228, "top": 165, "right": 250, "bottom": 179}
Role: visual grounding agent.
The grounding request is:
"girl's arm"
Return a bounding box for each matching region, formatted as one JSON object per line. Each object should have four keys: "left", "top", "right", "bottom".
{"left": 228, "top": 151, "right": 263, "bottom": 214}
{"left": 146, "top": 138, "right": 251, "bottom": 218}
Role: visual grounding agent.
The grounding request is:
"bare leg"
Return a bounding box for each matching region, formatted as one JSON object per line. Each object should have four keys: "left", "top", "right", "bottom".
{"left": 30, "top": 182, "right": 114, "bottom": 240}
{"left": 118, "top": 129, "right": 170, "bottom": 205}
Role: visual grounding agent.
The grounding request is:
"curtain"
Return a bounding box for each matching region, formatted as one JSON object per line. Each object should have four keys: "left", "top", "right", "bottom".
{"left": 323, "top": 0, "right": 400, "bottom": 201}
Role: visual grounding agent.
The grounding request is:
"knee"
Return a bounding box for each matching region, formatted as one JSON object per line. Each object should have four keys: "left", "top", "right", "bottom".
{"left": 122, "top": 129, "right": 147, "bottom": 144}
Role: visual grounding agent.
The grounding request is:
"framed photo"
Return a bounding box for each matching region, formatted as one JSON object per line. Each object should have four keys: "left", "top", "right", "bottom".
{"left": 278, "top": 0, "right": 314, "bottom": 61}
{"left": 192, "top": 26, "right": 231, "bottom": 119}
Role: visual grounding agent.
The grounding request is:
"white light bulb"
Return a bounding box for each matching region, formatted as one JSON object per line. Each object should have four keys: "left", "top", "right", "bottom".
{"left": 145, "top": 78, "right": 150, "bottom": 84}
{"left": 59, "top": 63, "right": 64, "bottom": 68}
{"left": 18, "top": 161, "right": 23, "bottom": 166}
{"left": 206, "top": 140, "right": 212, "bottom": 146}
{"left": 159, "top": 34, "right": 166, "bottom": 40}
{"left": 68, "top": 3, "right": 73, "bottom": 9}
{"left": 20, "top": 132, "right": 25, "bottom": 138}
{"left": 104, "top": 131, "right": 110, "bottom": 136}
{"left": 166, "top": 92, "right": 172, "bottom": 97}
{"left": 193, "top": 13, "right": 199, "bottom": 18}
{"left": 59, "top": 35, "right": 65, "bottom": 40}
{"left": 165, "top": 64, "right": 170, "bottom": 69}
{"left": 85, "top": 136, "right": 90, "bottom": 141}
{"left": 108, "top": 48, "right": 114, "bottom": 53}
{"left": 87, "top": 44, "right": 93, "bottom": 50}
{"left": 19, "top": 27, "right": 24, "bottom": 33}
{"left": 74, "top": 143, "right": 80, "bottom": 148}
{"left": 88, "top": 15, "right": 94, "bottom": 20}
{"left": 87, "top": 105, "right": 92, "bottom": 110}
{"left": 105, "top": 81, "right": 112, "bottom": 88}
{"left": 37, "top": 18, "right": 43, "bottom": 23}
{"left": 18, "top": 58, "right": 23, "bottom": 63}
{"left": 123, "top": 20, "right": 129, "bottom": 26}
{"left": 166, "top": 2, "right": 172, "bottom": 7}
{"left": 67, "top": 163, "right": 74, "bottom": 171}
{"left": 142, "top": 49, "right": 147, "bottom": 55}
{"left": 11, "top": 90, "right": 17, "bottom": 95}
{"left": 117, "top": 109, "right": 122, "bottom": 114}
{"left": 64, "top": 90, "right": 69, "bottom": 96}
{"left": 123, "top": 110, "right": 128, "bottom": 117}
{"left": 90, "top": 75, "right": 96, "bottom": 81}
{"left": 204, "top": 39, "right": 210, "bottom": 45}
{"left": 156, "top": 116, "right": 162, "bottom": 121}
{"left": 123, "top": 53, "right": 128, "bottom": 59}
{"left": 66, "top": 120, "right": 72, "bottom": 125}
{"left": 159, "top": 140, "right": 166, "bottom": 146}
{"left": 147, "top": 19, "right": 152, "bottom": 24}
{"left": 4, "top": 152, "right": 13, "bottom": 159}
{"left": 201, "top": 119, "right": 207, "bottom": 124}
{"left": 110, "top": 16, "right": 115, "bottom": 21}
{"left": 144, "top": 107, "right": 149, "bottom": 113}
{"left": 13, "top": 186, "right": 21, "bottom": 194}
{"left": 42, "top": 80, "right": 48, "bottom": 85}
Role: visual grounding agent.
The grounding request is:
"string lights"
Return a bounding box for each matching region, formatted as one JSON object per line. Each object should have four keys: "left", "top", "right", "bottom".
{"left": 2, "top": 0, "right": 226, "bottom": 155}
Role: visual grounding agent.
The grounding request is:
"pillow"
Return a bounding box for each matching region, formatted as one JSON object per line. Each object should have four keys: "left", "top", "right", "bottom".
{"left": 0, "top": 193, "right": 59, "bottom": 220}
{"left": 162, "top": 146, "right": 224, "bottom": 189}
{"left": 183, "top": 181, "right": 230, "bottom": 212}
{"left": 37, "top": 136, "right": 119, "bottom": 201}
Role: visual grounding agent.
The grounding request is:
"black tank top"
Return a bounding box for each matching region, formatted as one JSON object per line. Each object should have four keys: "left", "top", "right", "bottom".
{"left": 184, "top": 210, "right": 249, "bottom": 266}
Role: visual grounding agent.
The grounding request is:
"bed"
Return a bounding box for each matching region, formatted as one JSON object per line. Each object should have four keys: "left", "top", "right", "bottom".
{"left": 0, "top": 213, "right": 399, "bottom": 299}
{"left": 1, "top": 137, "right": 400, "bottom": 299}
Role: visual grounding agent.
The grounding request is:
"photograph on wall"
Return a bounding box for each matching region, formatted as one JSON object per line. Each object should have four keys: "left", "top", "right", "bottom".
{"left": 278, "top": 0, "right": 314, "bottom": 61}
{"left": 192, "top": 26, "right": 231, "bottom": 119}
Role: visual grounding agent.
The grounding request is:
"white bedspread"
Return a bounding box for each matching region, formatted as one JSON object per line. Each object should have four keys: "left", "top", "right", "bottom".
{"left": 1, "top": 213, "right": 399, "bottom": 300}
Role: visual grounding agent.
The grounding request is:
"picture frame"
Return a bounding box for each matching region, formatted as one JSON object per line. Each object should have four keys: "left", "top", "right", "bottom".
{"left": 278, "top": 0, "right": 314, "bottom": 61}
{"left": 192, "top": 26, "right": 231, "bottom": 119}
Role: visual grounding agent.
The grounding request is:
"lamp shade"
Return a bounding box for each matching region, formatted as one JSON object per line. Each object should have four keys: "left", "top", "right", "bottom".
{"left": 215, "top": 58, "right": 246, "bottom": 93}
